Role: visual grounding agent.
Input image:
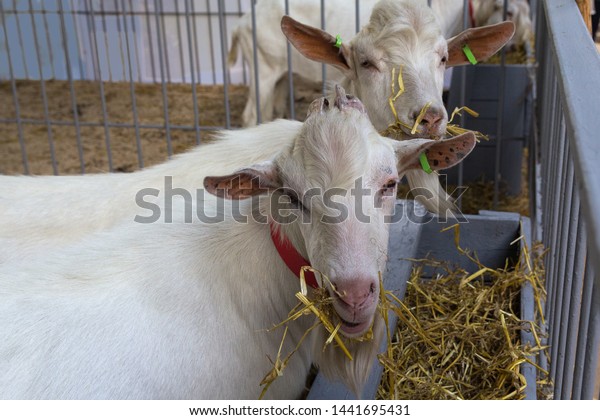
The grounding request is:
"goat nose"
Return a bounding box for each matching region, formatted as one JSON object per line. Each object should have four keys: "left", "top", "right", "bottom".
{"left": 413, "top": 107, "right": 444, "bottom": 133}
{"left": 333, "top": 281, "right": 377, "bottom": 309}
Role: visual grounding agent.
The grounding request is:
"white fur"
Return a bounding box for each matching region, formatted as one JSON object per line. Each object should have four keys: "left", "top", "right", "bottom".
{"left": 0, "top": 120, "right": 300, "bottom": 264}
{"left": 0, "top": 96, "right": 471, "bottom": 399}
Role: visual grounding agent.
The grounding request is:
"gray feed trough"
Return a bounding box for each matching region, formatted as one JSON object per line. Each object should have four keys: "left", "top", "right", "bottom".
{"left": 307, "top": 200, "right": 537, "bottom": 400}
{"left": 443, "top": 64, "right": 534, "bottom": 195}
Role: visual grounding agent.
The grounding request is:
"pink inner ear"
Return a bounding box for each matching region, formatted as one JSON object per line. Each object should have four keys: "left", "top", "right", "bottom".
{"left": 204, "top": 164, "right": 279, "bottom": 200}
{"left": 204, "top": 173, "right": 270, "bottom": 200}
{"left": 447, "top": 21, "right": 515, "bottom": 67}
{"left": 280, "top": 15, "right": 351, "bottom": 71}
{"left": 425, "top": 133, "right": 476, "bottom": 170}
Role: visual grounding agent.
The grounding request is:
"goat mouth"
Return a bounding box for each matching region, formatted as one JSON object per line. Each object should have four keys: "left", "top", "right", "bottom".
{"left": 339, "top": 317, "right": 373, "bottom": 337}
{"left": 385, "top": 125, "right": 441, "bottom": 141}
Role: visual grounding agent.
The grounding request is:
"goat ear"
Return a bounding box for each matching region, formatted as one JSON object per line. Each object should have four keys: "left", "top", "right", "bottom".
{"left": 392, "top": 132, "right": 476, "bottom": 172}
{"left": 203, "top": 161, "right": 280, "bottom": 200}
{"left": 446, "top": 21, "right": 515, "bottom": 67}
{"left": 281, "top": 15, "right": 353, "bottom": 75}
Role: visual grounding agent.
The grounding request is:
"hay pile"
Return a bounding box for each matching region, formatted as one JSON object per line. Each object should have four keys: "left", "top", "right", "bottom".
{"left": 377, "top": 234, "right": 547, "bottom": 400}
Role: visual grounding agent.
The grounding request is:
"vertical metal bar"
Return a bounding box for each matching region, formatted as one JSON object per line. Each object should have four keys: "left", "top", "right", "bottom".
{"left": 581, "top": 265, "right": 599, "bottom": 399}
{"left": 174, "top": 0, "right": 186, "bottom": 82}
{"left": 221, "top": 0, "right": 232, "bottom": 86}
{"left": 572, "top": 260, "right": 594, "bottom": 399}
{"left": 542, "top": 88, "right": 558, "bottom": 353}
{"left": 285, "top": 0, "right": 295, "bottom": 121}
{"left": 87, "top": 0, "right": 114, "bottom": 171}
{"left": 0, "top": 2, "right": 29, "bottom": 174}
{"left": 492, "top": 0, "right": 509, "bottom": 209}
{"left": 153, "top": 0, "right": 173, "bottom": 156}
{"left": 571, "top": 221, "right": 589, "bottom": 399}
{"left": 544, "top": 85, "right": 560, "bottom": 326}
{"left": 127, "top": 0, "right": 143, "bottom": 82}
{"left": 28, "top": 0, "right": 58, "bottom": 175}
{"left": 58, "top": 0, "right": 85, "bottom": 174}
{"left": 120, "top": 0, "right": 144, "bottom": 168}
{"left": 217, "top": 0, "right": 231, "bottom": 128}
{"left": 561, "top": 197, "right": 584, "bottom": 399}
{"left": 158, "top": 1, "right": 172, "bottom": 82}
{"left": 70, "top": 0, "right": 85, "bottom": 80}
{"left": 13, "top": 0, "right": 30, "bottom": 80}
{"left": 41, "top": 1, "right": 57, "bottom": 80}
{"left": 99, "top": 0, "right": 114, "bottom": 81}
{"left": 184, "top": 0, "right": 201, "bottom": 145}
{"left": 237, "top": 0, "right": 247, "bottom": 84}
{"left": 144, "top": 0, "right": 156, "bottom": 82}
{"left": 320, "top": 0, "right": 327, "bottom": 95}
{"left": 113, "top": 0, "right": 128, "bottom": 82}
{"left": 539, "top": 62, "right": 554, "bottom": 220}
{"left": 190, "top": 0, "right": 202, "bottom": 85}
{"left": 206, "top": 0, "right": 217, "bottom": 84}
{"left": 549, "top": 120, "right": 568, "bottom": 383}
{"left": 546, "top": 111, "right": 563, "bottom": 346}
{"left": 456, "top": 0, "right": 469, "bottom": 209}
{"left": 536, "top": 4, "right": 551, "bottom": 376}
{"left": 355, "top": 0, "right": 360, "bottom": 33}
{"left": 554, "top": 149, "right": 575, "bottom": 397}
{"left": 250, "top": 0, "right": 261, "bottom": 124}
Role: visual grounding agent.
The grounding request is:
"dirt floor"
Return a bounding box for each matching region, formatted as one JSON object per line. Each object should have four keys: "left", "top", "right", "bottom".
{"left": 0, "top": 78, "right": 323, "bottom": 175}
{"left": 0, "top": 79, "right": 528, "bottom": 215}
{"left": 0, "top": 80, "right": 248, "bottom": 174}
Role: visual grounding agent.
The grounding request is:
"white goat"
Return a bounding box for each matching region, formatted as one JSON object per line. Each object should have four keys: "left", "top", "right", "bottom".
{"left": 472, "top": 0, "right": 533, "bottom": 50}
{"left": 228, "top": 0, "right": 512, "bottom": 128}
{"left": 0, "top": 90, "right": 476, "bottom": 399}
{"left": 228, "top": 0, "right": 377, "bottom": 126}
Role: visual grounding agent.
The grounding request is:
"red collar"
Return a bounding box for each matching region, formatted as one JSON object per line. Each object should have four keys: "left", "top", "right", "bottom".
{"left": 269, "top": 223, "right": 319, "bottom": 289}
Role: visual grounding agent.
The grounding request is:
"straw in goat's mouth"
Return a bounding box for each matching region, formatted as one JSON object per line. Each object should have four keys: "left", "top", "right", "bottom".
{"left": 380, "top": 66, "right": 488, "bottom": 141}
{"left": 445, "top": 105, "right": 488, "bottom": 141}
{"left": 259, "top": 266, "right": 375, "bottom": 399}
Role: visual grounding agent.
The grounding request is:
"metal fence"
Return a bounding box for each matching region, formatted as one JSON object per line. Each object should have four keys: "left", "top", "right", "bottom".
{"left": 0, "top": 0, "right": 251, "bottom": 174}
{"left": 533, "top": 0, "right": 600, "bottom": 399}
{"left": 1, "top": 0, "right": 513, "bottom": 190}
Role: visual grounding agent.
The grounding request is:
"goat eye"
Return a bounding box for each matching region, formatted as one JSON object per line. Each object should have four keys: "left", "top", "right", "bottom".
{"left": 281, "top": 188, "right": 308, "bottom": 212}
{"left": 361, "top": 60, "right": 373, "bottom": 69}
{"left": 441, "top": 55, "right": 448, "bottom": 65}
{"left": 380, "top": 180, "right": 398, "bottom": 196}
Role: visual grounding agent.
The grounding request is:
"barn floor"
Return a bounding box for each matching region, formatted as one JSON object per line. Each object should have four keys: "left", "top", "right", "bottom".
{"left": 0, "top": 79, "right": 529, "bottom": 215}
{"left": 0, "top": 80, "right": 253, "bottom": 175}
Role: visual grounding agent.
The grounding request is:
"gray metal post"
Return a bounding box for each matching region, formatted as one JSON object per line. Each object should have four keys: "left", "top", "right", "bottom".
{"left": 58, "top": 0, "right": 85, "bottom": 173}
{"left": 217, "top": 0, "right": 232, "bottom": 129}
{"left": 0, "top": 1, "right": 29, "bottom": 174}
{"left": 120, "top": 0, "right": 144, "bottom": 168}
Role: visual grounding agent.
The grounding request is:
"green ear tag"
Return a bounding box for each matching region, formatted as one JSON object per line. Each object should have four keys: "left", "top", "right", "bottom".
{"left": 462, "top": 44, "right": 478, "bottom": 65}
{"left": 334, "top": 34, "right": 342, "bottom": 48}
{"left": 419, "top": 152, "right": 433, "bottom": 174}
